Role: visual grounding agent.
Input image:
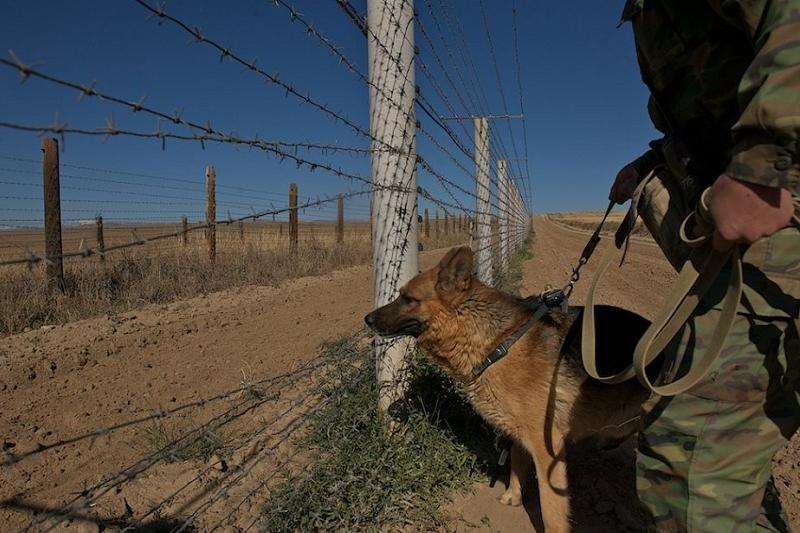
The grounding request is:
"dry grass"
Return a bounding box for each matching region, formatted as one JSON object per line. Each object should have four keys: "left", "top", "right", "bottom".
{"left": 0, "top": 222, "right": 470, "bottom": 336}
{"left": 138, "top": 418, "right": 223, "bottom": 464}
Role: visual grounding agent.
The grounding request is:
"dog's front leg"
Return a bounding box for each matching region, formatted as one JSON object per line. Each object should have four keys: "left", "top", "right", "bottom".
{"left": 500, "top": 441, "right": 532, "bottom": 507}
{"left": 526, "top": 435, "right": 570, "bottom": 533}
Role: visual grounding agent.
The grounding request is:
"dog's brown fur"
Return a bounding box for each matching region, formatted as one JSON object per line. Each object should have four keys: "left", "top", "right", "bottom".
{"left": 365, "top": 246, "right": 652, "bottom": 533}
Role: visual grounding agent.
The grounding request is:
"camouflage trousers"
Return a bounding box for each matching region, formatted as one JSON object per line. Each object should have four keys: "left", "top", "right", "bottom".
{"left": 636, "top": 226, "right": 800, "bottom": 532}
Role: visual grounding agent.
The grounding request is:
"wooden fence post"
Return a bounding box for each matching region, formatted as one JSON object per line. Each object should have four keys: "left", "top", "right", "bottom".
{"left": 444, "top": 213, "right": 449, "bottom": 235}
{"left": 435, "top": 210, "right": 440, "bottom": 237}
{"left": 41, "top": 138, "right": 64, "bottom": 291}
{"left": 424, "top": 208, "right": 430, "bottom": 238}
{"left": 289, "top": 183, "right": 298, "bottom": 252}
{"left": 181, "top": 215, "right": 188, "bottom": 246}
{"left": 205, "top": 166, "right": 216, "bottom": 263}
{"left": 238, "top": 220, "right": 244, "bottom": 241}
{"left": 95, "top": 215, "right": 105, "bottom": 262}
{"left": 337, "top": 194, "right": 344, "bottom": 244}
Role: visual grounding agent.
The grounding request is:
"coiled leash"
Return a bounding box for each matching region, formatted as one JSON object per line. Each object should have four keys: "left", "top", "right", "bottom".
{"left": 579, "top": 188, "right": 800, "bottom": 395}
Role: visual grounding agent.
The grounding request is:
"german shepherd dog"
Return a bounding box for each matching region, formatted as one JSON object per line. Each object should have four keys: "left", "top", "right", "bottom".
{"left": 364, "top": 246, "right": 653, "bottom": 533}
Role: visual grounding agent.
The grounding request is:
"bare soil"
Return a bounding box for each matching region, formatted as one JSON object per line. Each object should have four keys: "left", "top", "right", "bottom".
{"left": 1, "top": 215, "right": 797, "bottom": 532}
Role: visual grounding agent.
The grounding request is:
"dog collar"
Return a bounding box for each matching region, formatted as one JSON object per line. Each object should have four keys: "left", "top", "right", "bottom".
{"left": 471, "top": 299, "right": 553, "bottom": 378}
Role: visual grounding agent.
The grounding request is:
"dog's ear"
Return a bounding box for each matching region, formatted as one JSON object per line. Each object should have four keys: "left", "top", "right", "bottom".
{"left": 436, "top": 246, "right": 473, "bottom": 294}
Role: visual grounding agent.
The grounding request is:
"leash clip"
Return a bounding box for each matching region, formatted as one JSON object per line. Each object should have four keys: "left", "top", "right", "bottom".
{"left": 540, "top": 287, "right": 566, "bottom": 309}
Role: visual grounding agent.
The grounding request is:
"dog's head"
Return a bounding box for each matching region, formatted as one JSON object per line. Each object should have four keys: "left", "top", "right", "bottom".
{"left": 364, "top": 246, "right": 474, "bottom": 338}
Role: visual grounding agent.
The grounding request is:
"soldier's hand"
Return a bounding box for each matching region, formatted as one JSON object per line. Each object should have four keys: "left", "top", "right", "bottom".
{"left": 708, "top": 175, "right": 794, "bottom": 251}
{"left": 609, "top": 164, "right": 639, "bottom": 204}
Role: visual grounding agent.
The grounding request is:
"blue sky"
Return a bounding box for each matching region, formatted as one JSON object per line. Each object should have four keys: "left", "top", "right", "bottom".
{"left": 0, "top": 0, "right": 659, "bottom": 228}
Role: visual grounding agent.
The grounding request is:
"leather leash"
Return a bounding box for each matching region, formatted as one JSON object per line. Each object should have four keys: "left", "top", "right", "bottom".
{"left": 582, "top": 189, "right": 800, "bottom": 396}
{"left": 471, "top": 202, "right": 617, "bottom": 380}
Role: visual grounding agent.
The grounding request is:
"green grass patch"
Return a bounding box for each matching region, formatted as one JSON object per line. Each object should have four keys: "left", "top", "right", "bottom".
{"left": 495, "top": 230, "right": 534, "bottom": 296}
{"left": 259, "top": 336, "right": 495, "bottom": 532}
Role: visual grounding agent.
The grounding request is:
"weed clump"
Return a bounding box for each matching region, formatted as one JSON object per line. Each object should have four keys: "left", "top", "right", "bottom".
{"left": 259, "top": 336, "right": 495, "bottom": 532}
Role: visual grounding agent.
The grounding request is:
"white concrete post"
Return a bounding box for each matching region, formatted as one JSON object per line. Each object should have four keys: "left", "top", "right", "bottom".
{"left": 474, "top": 116, "right": 493, "bottom": 285}
{"left": 497, "top": 159, "right": 509, "bottom": 272}
{"left": 368, "top": 0, "right": 418, "bottom": 413}
{"left": 507, "top": 180, "right": 516, "bottom": 254}
{"left": 514, "top": 182, "right": 525, "bottom": 248}
{"left": 517, "top": 185, "right": 527, "bottom": 245}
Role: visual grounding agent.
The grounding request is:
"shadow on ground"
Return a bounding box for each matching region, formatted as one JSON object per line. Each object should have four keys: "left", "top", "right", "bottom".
{"left": 407, "top": 363, "right": 650, "bottom": 532}
{"left": 0, "top": 497, "right": 197, "bottom": 532}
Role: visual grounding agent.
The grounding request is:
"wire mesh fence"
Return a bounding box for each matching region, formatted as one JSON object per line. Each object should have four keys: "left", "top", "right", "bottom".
{"left": 1, "top": 0, "right": 533, "bottom": 530}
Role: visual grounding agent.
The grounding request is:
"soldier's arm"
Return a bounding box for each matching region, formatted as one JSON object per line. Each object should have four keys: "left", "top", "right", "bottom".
{"left": 708, "top": 0, "right": 800, "bottom": 195}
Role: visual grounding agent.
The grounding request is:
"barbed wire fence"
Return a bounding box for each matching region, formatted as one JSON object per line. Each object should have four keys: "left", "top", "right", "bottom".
{"left": 0, "top": 0, "right": 533, "bottom": 530}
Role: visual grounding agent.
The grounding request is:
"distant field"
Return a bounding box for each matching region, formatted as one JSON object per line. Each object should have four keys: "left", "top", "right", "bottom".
{"left": 0, "top": 219, "right": 469, "bottom": 335}
{"left": 0, "top": 219, "right": 371, "bottom": 261}
{"left": 544, "top": 210, "right": 653, "bottom": 240}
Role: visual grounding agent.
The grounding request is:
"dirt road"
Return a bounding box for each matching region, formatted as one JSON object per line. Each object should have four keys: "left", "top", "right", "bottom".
{"left": 1, "top": 215, "right": 797, "bottom": 532}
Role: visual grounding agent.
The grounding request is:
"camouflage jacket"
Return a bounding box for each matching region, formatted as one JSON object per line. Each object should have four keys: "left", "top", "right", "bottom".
{"left": 623, "top": 0, "right": 800, "bottom": 195}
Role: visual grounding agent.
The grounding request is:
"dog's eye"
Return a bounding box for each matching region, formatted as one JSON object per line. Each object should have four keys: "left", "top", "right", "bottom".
{"left": 400, "top": 294, "right": 418, "bottom": 306}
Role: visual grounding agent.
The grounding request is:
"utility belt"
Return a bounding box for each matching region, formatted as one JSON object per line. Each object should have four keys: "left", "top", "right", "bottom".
{"left": 579, "top": 139, "right": 800, "bottom": 396}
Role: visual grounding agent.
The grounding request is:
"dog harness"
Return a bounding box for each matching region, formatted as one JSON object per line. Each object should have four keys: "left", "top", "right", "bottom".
{"left": 471, "top": 296, "right": 561, "bottom": 378}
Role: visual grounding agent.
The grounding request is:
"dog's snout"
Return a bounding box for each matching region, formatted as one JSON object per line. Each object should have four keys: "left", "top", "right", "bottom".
{"left": 364, "top": 312, "right": 376, "bottom": 328}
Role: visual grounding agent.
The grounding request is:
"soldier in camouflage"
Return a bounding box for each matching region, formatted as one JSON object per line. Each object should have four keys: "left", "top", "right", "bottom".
{"left": 609, "top": 1, "right": 800, "bottom": 531}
